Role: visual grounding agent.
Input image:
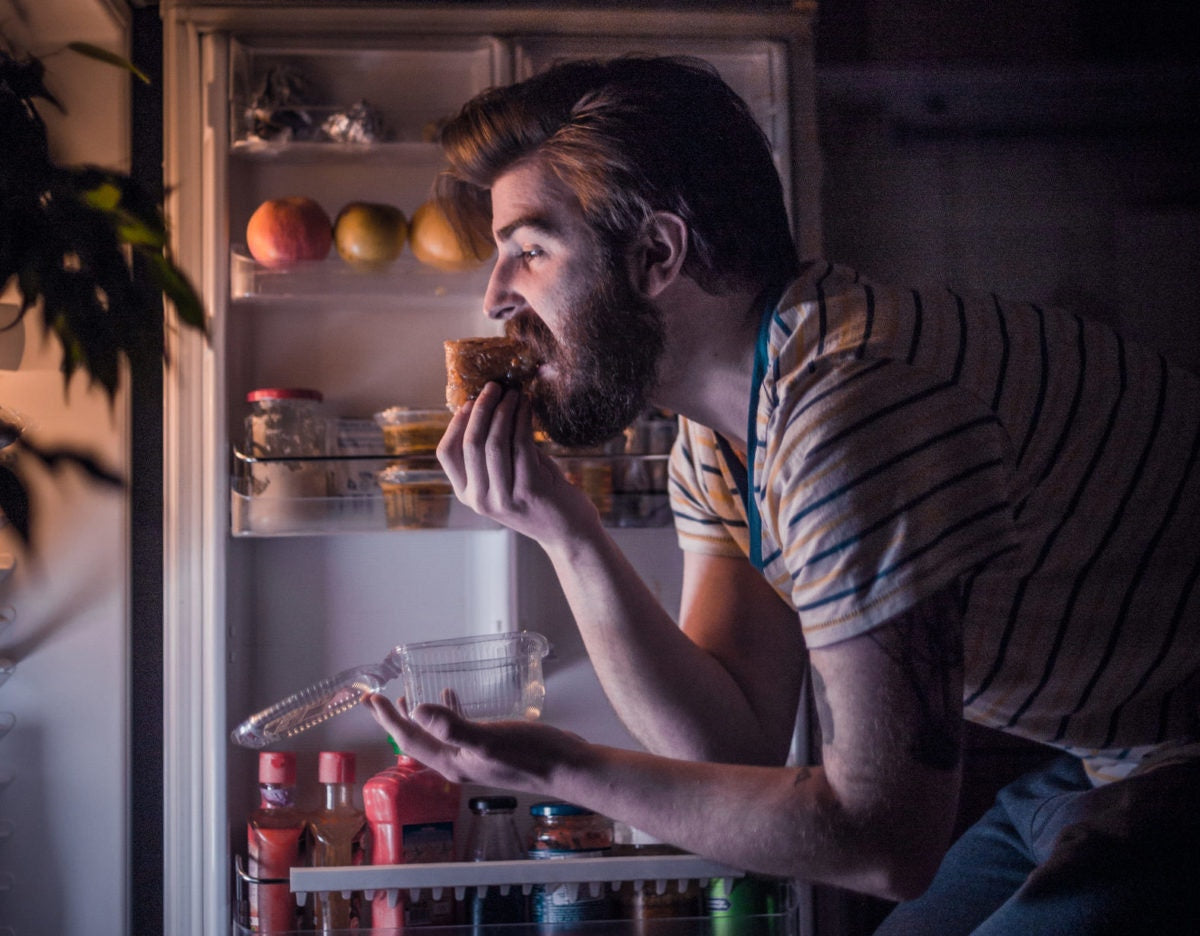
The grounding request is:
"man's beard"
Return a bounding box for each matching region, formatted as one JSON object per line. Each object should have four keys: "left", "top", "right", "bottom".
{"left": 509, "top": 260, "right": 665, "bottom": 449}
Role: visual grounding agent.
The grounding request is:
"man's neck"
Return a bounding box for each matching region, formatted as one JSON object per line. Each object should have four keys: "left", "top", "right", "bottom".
{"left": 651, "top": 280, "right": 767, "bottom": 448}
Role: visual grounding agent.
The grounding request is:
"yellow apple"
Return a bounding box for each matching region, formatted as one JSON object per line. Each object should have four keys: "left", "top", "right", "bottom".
{"left": 333, "top": 201, "right": 408, "bottom": 271}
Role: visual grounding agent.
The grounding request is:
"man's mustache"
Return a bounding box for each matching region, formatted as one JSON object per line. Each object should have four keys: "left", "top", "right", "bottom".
{"left": 506, "top": 315, "right": 556, "bottom": 362}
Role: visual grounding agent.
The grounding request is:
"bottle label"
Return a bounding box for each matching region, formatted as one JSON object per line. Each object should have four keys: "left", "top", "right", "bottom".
{"left": 531, "top": 882, "right": 611, "bottom": 923}
{"left": 402, "top": 820, "right": 455, "bottom": 863}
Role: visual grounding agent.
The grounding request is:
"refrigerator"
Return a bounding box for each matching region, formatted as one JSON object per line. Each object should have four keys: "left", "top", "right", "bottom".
{"left": 153, "top": 2, "right": 823, "bottom": 934}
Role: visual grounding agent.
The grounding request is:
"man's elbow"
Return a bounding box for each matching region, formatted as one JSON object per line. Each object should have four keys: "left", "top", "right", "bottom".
{"left": 874, "top": 850, "right": 942, "bottom": 902}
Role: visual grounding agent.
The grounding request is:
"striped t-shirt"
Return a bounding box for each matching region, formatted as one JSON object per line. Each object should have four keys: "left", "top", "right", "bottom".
{"left": 670, "top": 261, "right": 1200, "bottom": 781}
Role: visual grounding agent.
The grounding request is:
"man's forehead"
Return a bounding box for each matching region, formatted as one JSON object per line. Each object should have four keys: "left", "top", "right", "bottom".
{"left": 491, "top": 161, "right": 580, "bottom": 236}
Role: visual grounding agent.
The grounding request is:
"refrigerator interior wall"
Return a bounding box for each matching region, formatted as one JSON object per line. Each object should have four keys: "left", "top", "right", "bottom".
{"left": 222, "top": 33, "right": 518, "bottom": 827}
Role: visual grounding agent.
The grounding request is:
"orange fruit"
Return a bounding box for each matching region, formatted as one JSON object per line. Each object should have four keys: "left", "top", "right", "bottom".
{"left": 408, "top": 199, "right": 494, "bottom": 273}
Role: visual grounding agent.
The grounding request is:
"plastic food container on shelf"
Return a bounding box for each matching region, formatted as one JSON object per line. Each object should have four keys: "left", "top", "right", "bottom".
{"left": 374, "top": 405, "right": 452, "bottom": 458}
{"left": 376, "top": 464, "right": 454, "bottom": 529}
{"left": 230, "top": 632, "right": 551, "bottom": 749}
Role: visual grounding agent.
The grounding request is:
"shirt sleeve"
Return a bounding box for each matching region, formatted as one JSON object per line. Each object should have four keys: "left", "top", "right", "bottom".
{"left": 669, "top": 417, "right": 749, "bottom": 559}
{"left": 763, "top": 356, "right": 1020, "bottom": 647}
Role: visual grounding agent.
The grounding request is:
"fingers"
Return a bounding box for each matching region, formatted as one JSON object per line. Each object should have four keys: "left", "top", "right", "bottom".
{"left": 438, "top": 383, "right": 526, "bottom": 513}
{"left": 437, "top": 400, "right": 472, "bottom": 492}
{"left": 441, "top": 687, "right": 466, "bottom": 718}
{"left": 362, "top": 692, "right": 457, "bottom": 766}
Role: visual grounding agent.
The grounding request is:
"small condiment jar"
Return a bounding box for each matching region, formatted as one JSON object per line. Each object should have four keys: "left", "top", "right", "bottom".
{"left": 527, "top": 802, "right": 615, "bottom": 924}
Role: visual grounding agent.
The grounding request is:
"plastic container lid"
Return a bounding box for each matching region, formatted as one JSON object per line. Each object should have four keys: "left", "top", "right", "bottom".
{"left": 530, "top": 801, "right": 594, "bottom": 817}
{"left": 469, "top": 795, "right": 518, "bottom": 814}
{"left": 318, "top": 750, "right": 356, "bottom": 784}
{"left": 258, "top": 750, "right": 296, "bottom": 785}
{"left": 231, "top": 658, "right": 402, "bottom": 750}
{"left": 246, "top": 387, "right": 323, "bottom": 403}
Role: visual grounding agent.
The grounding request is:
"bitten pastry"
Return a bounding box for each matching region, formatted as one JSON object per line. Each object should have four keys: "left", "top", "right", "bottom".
{"left": 443, "top": 337, "right": 539, "bottom": 410}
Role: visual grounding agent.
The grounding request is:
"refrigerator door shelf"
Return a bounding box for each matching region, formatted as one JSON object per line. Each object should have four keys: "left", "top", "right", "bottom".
{"left": 289, "top": 854, "right": 747, "bottom": 901}
{"left": 230, "top": 246, "right": 493, "bottom": 301}
{"left": 231, "top": 447, "right": 498, "bottom": 536}
{"left": 231, "top": 448, "right": 674, "bottom": 536}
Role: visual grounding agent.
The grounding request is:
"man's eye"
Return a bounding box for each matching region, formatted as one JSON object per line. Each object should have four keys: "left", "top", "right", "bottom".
{"left": 519, "top": 247, "right": 543, "bottom": 262}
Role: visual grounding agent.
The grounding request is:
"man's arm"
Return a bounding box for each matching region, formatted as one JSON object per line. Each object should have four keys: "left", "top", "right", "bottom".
{"left": 439, "top": 386, "right": 804, "bottom": 764}
{"left": 541, "top": 530, "right": 806, "bottom": 767}
{"left": 366, "top": 587, "right": 964, "bottom": 900}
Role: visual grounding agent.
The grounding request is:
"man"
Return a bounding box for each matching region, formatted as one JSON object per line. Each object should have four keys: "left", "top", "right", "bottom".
{"left": 366, "top": 56, "right": 1200, "bottom": 933}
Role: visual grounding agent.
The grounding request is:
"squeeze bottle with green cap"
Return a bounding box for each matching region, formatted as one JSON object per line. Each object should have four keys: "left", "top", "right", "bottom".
{"left": 309, "top": 751, "right": 366, "bottom": 932}
{"left": 247, "top": 751, "right": 305, "bottom": 933}
{"left": 363, "top": 739, "right": 461, "bottom": 928}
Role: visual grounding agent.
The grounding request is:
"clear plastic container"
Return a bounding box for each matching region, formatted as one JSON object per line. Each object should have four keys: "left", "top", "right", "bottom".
{"left": 374, "top": 405, "right": 452, "bottom": 458}
{"left": 231, "top": 632, "right": 550, "bottom": 748}
{"left": 394, "top": 632, "right": 550, "bottom": 720}
{"left": 376, "top": 464, "right": 454, "bottom": 529}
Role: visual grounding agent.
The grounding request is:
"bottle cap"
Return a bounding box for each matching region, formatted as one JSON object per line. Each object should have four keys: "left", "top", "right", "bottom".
{"left": 258, "top": 750, "right": 296, "bottom": 785}
{"left": 318, "top": 750, "right": 356, "bottom": 784}
{"left": 469, "top": 795, "right": 518, "bottom": 814}
{"left": 529, "top": 801, "right": 593, "bottom": 817}
{"left": 246, "top": 387, "right": 323, "bottom": 403}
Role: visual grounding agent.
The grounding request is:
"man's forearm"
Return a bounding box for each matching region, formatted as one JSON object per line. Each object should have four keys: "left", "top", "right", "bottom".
{"left": 552, "top": 741, "right": 953, "bottom": 901}
{"left": 539, "top": 525, "right": 785, "bottom": 763}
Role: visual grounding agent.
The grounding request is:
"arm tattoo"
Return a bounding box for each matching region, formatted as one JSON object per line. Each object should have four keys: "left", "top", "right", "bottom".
{"left": 868, "top": 593, "right": 964, "bottom": 771}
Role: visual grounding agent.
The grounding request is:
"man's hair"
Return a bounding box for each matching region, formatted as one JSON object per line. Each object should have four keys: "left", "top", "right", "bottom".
{"left": 436, "top": 55, "right": 800, "bottom": 295}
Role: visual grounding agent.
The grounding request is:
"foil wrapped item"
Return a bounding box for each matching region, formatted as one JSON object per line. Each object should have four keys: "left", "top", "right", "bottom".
{"left": 244, "top": 65, "right": 316, "bottom": 142}
{"left": 319, "top": 99, "right": 388, "bottom": 144}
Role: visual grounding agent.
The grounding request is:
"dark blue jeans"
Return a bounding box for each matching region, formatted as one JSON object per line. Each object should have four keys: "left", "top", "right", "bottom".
{"left": 874, "top": 753, "right": 1200, "bottom": 935}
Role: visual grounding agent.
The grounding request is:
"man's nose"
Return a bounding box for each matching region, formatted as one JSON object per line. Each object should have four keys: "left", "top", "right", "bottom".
{"left": 484, "top": 264, "right": 522, "bottom": 321}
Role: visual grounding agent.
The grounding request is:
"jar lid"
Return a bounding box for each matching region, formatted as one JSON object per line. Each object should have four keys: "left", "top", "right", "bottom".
{"left": 469, "top": 795, "right": 518, "bottom": 814}
{"left": 247, "top": 387, "right": 323, "bottom": 403}
{"left": 529, "top": 801, "right": 594, "bottom": 818}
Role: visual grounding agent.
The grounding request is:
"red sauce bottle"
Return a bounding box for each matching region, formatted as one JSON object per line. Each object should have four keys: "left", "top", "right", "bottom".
{"left": 362, "top": 748, "right": 461, "bottom": 928}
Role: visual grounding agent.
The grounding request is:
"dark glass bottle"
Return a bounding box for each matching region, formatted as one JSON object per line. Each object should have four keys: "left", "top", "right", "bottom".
{"left": 465, "top": 795, "right": 528, "bottom": 929}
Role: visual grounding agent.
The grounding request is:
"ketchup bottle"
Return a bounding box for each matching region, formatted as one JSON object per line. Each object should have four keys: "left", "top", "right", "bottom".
{"left": 247, "top": 751, "right": 305, "bottom": 933}
{"left": 363, "top": 743, "right": 461, "bottom": 928}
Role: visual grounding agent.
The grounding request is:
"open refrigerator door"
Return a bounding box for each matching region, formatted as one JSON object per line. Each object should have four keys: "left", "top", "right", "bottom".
{"left": 158, "top": 4, "right": 820, "bottom": 934}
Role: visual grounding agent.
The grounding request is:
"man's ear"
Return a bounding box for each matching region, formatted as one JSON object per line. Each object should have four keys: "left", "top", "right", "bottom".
{"left": 632, "top": 211, "right": 688, "bottom": 298}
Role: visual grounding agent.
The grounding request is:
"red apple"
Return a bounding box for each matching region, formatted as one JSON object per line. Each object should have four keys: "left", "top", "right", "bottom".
{"left": 245, "top": 196, "right": 333, "bottom": 268}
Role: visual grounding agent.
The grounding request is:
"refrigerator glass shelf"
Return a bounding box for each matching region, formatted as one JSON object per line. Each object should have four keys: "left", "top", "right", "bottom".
{"left": 230, "top": 138, "right": 445, "bottom": 162}
{"left": 231, "top": 448, "right": 674, "bottom": 536}
{"left": 230, "top": 246, "right": 493, "bottom": 301}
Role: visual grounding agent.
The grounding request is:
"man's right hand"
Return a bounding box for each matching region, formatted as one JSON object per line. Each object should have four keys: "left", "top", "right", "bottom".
{"left": 436, "top": 383, "right": 599, "bottom": 546}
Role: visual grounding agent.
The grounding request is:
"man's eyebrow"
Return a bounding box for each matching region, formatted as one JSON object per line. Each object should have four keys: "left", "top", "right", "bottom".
{"left": 494, "top": 213, "right": 560, "bottom": 243}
